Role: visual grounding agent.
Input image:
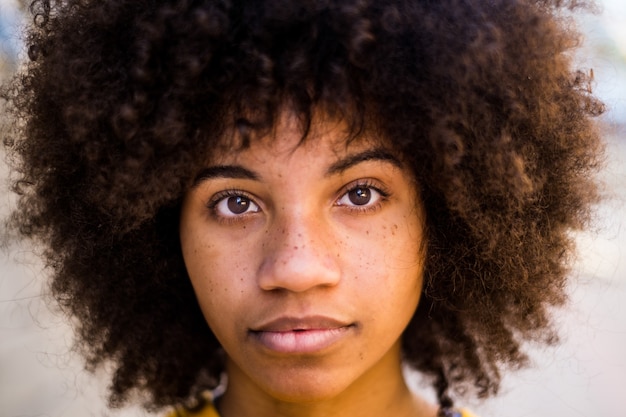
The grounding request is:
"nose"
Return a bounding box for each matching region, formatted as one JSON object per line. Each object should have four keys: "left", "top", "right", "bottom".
{"left": 257, "top": 213, "right": 341, "bottom": 292}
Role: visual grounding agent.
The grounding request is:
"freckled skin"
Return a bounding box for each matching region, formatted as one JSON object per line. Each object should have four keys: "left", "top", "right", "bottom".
{"left": 179, "top": 113, "right": 433, "bottom": 417}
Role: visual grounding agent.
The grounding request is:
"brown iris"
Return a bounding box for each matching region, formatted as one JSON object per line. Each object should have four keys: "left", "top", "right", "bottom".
{"left": 348, "top": 188, "right": 371, "bottom": 205}
{"left": 227, "top": 196, "right": 252, "bottom": 214}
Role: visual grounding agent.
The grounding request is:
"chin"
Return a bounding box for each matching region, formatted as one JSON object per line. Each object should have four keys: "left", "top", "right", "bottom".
{"left": 258, "top": 370, "right": 354, "bottom": 403}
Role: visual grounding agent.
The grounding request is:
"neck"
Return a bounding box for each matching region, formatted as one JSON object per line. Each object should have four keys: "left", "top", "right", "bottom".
{"left": 217, "top": 345, "right": 437, "bottom": 417}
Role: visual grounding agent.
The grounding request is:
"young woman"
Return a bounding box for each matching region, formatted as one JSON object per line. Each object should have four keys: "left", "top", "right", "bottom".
{"left": 1, "top": 0, "right": 603, "bottom": 416}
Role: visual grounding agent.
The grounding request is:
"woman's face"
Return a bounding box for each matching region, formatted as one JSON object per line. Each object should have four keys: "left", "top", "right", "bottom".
{"left": 180, "top": 112, "right": 426, "bottom": 403}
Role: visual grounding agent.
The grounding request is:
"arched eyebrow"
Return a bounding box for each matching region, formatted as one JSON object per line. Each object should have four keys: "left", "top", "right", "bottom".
{"left": 192, "top": 148, "right": 402, "bottom": 186}
{"left": 325, "top": 148, "right": 402, "bottom": 176}
{"left": 192, "top": 165, "right": 259, "bottom": 186}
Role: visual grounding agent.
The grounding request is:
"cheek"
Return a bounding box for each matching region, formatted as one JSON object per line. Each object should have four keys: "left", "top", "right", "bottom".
{"left": 354, "top": 214, "right": 424, "bottom": 273}
{"left": 344, "top": 216, "right": 424, "bottom": 299}
{"left": 344, "top": 220, "right": 423, "bottom": 352}
{"left": 180, "top": 228, "right": 243, "bottom": 315}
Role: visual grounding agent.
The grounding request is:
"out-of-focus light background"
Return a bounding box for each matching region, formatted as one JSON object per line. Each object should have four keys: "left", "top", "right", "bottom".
{"left": 1, "top": 1, "right": 625, "bottom": 416}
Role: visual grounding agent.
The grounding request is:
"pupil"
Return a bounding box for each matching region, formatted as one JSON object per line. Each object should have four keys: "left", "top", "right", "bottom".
{"left": 348, "top": 188, "right": 371, "bottom": 205}
{"left": 227, "top": 196, "right": 250, "bottom": 214}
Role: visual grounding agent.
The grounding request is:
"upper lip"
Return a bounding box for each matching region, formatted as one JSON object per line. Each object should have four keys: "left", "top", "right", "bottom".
{"left": 250, "top": 315, "right": 353, "bottom": 332}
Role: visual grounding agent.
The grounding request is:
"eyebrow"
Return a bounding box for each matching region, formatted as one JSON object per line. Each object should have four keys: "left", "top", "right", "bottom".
{"left": 192, "top": 148, "right": 402, "bottom": 186}
{"left": 325, "top": 148, "right": 402, "bottom": 176}
{"left": 192, "top": 165, "right": 259, "bottom": 186}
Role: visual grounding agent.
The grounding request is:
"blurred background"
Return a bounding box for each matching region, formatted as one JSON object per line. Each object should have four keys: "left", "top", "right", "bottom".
{"left": 1, "top": 1, "right": 625, "bottom": 416}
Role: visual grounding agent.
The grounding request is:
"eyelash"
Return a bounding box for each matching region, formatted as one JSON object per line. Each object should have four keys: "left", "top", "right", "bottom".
{"left": 206, "top": 189, "right": 260, "bottom": 223}
{"left": 337, "top": 180, "right": 390, "bottom": 214}
{"left": 205, "top": 180, "right": 391, "bottom": 222}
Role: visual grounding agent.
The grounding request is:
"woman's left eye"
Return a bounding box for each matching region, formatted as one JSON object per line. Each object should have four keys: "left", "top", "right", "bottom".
{"left": 336, "top": 184, "right": 386, "bottom": 208}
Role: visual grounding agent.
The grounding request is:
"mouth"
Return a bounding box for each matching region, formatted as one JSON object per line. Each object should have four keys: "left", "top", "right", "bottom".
{"left": 249, "top": 316, "right": 356, "bottom": 354}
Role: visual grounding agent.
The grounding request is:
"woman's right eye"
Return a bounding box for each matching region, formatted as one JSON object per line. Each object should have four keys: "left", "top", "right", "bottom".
{"left": 210, "top": 193, "right": 261, "bottom": 218}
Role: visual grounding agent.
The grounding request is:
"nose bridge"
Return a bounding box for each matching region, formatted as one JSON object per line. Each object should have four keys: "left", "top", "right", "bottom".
{"left": 257, "top": 207, "right": 340, "bottom": 292}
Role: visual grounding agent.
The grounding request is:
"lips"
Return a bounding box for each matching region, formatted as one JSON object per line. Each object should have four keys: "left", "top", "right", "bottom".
{"left": 249, "top": 316, "right": 355, "bottom": 354}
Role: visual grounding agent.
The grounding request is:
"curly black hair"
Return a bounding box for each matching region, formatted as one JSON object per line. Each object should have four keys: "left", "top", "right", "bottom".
{"left": 1, "top": 0, "right": 603, "bottom": 411}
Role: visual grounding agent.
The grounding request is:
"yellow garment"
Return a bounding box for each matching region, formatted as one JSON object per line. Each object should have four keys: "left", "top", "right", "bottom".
{"left": 166, "top": 401, "right": 478, "bottom": 417}
{"left": 166, "top": 401, "right": 219, "bottom": 417}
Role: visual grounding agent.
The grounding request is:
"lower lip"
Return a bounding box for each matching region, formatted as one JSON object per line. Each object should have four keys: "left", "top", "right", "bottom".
{"left": 251, "top": 327, "right": 353, "bottom": 354}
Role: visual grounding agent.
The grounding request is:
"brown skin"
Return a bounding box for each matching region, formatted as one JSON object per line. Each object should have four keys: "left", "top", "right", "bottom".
{"left": 1, "top": 0, "right": 603, "bottom": 411}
